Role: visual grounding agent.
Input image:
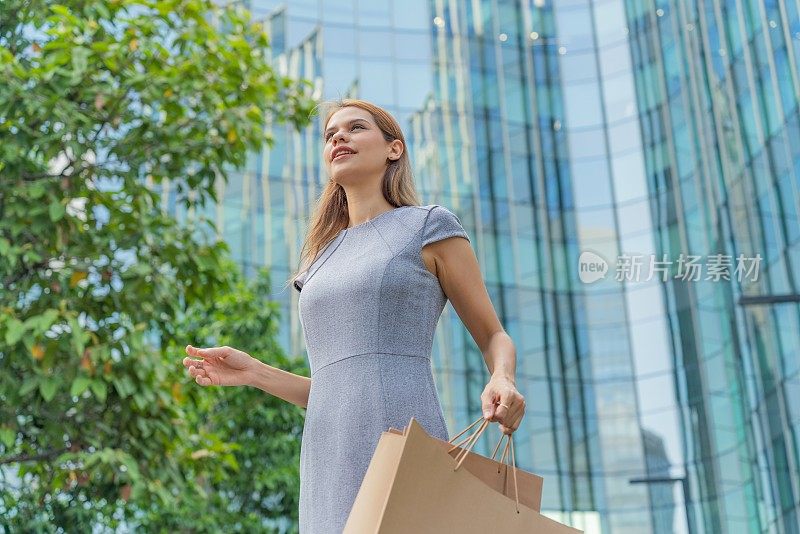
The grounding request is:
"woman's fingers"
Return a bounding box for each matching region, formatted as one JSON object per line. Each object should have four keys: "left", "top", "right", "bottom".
{"left": 195, "top": 375, "right": 212, "bottom": 386}
{"left": 186, "top": 345, "right": 209, "bottom": 358}
{"left": 183, "top": 356, "right": 203, "bottom": 369}
{"left": 184, "top": 345, "right": 227, "bottom": 387}
{"left": 180, "top": 346, "right": 214, "bottom": 387}
{"left": 188, "top": 364, "right": 209, "bottom": 379}
{"left": 184, "top": 362, "right": 213, "bottom": 386}
{"left": 182, "top": 356, "right": 202, "bottom": 372}
{"left": 186, "top": 344, "right": 228, "bottom": 359}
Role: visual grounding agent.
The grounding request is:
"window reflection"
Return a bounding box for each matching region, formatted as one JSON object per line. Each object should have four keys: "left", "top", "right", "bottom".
{"left": 396, "top": 62, "right": 433, "bottom": 109}
{"left": 393, "top": 30, "right": 431, "bottom": 62}
{"left": 571, "top": 159, "right": 613, "bottom": 208}
{"left": 360, "top": 59, "right": 395, "bottom": 103}
{"left": 563, "top": 82, "right": 604, "bottom": 128}
{"left": 323, "top": 25, "right": 356, "bottom": 56}
{"left": 321, "top": 0, "right": 354, "bottom": 24}
{"left": 359, "top": 28, "right": 392, "bottom": 59}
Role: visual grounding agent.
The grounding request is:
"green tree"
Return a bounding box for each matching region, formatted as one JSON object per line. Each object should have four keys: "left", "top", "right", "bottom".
{"left": 0, "top": 0, "right": 314, "bottom": 530}
{"left": 163, "top": 263, "right": 309, "bottom": 532}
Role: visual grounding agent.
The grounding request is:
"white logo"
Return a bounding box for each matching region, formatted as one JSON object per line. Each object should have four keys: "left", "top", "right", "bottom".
{"left": 578, "top": 251, "right": 608, "bottom": 284}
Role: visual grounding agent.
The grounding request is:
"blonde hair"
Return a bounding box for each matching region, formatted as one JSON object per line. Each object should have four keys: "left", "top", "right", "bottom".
{"left": 284, "top": 98, "right": 421, "bottom": 291}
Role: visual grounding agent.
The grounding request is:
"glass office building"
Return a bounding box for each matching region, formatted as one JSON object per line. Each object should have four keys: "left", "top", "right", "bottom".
{"left": 159, "top": 0, "right": 799, "bottom": 532}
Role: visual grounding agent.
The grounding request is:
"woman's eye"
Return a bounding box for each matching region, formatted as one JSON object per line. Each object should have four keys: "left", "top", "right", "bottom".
{"left": 325, "top": 124, "right": 364, "bottom": 141}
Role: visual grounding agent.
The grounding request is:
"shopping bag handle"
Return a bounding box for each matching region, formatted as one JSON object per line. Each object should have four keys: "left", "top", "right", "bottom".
{"left": 445, "top": 413, "right": 520, "bottom": 513}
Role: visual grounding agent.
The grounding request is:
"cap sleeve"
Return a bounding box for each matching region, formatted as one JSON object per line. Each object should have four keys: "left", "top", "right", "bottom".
{"left": 293, "top": 269, "right": 308, "bottom": 293}
{"left": 422, "top": 205, "right": 470, "bottom": 247}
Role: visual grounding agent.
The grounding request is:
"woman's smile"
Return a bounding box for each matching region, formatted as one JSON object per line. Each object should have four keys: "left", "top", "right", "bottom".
{"left": 333, "top": 152, "right": 355, "bottom": 162}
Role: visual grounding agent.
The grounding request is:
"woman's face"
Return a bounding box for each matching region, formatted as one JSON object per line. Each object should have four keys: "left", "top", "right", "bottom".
{"left": 322, "top": 107, "right": 402, "bottom": 184}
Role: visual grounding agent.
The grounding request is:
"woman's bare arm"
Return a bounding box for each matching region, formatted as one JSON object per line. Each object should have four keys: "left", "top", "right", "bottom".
{"left": 247, "top": 360, "right": 311, "bottom": 409}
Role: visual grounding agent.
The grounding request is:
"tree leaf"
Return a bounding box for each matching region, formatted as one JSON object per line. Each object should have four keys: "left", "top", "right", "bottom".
{"left": 113, "top": 377, "right": 131, "bottom": 398}
{"left": 0, "top": 427, "right": 15, "bottom": 448}
{"left": 72, "top": 46, "right": 89, "bottom": 72}
{"left": 29, "top": 182, "right": 46, "bottom": 199}
{"left": 90, "top": 380, "right": 107, "bottom": 403}
{"left": 20, "top": 377, "right": 39, "bottom": 396}
{"left": 49, "top": 201, "right": 65, "bottom": 222}
{"left": 39, "top": 378, "right": 58, "bottom": 402}
{"left": 36, "top": 309, "right": 60, "bottom": 333}
{"left": 68, "top": 316, "right": 86, "bottom": 357}
{"left": 70, "top": 376, "right": 91, "bottom": 397}
{"left": 5, "top": 318, "right": 25, "bottom": 345}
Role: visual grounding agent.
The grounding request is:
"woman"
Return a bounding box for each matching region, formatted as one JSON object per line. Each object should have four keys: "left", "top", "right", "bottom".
{"left": 182, "top": 98, "right": 525, "bottom": 533}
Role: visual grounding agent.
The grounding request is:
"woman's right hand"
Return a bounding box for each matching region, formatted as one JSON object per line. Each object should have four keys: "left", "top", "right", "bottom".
{"left": 182, "top": 345, "right": 257, "bottom": 387}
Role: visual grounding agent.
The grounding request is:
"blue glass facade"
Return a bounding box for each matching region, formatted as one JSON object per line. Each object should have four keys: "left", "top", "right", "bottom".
{"left": 179, "top": 1, "right": 799, "bottom": 532}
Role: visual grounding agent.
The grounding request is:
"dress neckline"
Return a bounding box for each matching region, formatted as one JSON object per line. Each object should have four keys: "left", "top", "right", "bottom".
{"left": 342, "top": 205, "right": 406, "bottom": 232}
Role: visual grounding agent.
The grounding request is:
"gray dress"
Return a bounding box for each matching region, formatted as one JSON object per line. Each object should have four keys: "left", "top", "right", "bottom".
{"left": 292, "top": 204, "right": 470, "bottom": 534}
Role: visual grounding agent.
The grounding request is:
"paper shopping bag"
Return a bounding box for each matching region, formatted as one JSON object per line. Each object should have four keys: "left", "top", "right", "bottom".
{"left": 385, "top": 421, "right": 543, "bottom": 510}
{"left": 343, "top": 416, "right": 582, "bottom": 533}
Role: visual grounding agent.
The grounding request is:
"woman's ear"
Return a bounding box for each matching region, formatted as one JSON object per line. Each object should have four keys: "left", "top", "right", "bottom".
{"left": 387, "top": 140, "right": 403, "bottom": 161}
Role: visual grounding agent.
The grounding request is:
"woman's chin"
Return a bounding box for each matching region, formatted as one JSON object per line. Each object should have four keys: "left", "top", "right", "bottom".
{"left": 330, "top": 169, "right": 364, "bottom": 183}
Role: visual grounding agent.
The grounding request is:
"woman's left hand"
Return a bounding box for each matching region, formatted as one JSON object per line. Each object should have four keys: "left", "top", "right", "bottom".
{"left": 481, "top": 374, "right": 525, "bottom": 435}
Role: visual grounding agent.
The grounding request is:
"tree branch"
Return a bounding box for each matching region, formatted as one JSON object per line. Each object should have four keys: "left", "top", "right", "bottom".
{"left": 0, "top": 446, "right": 71, "bottom": 466}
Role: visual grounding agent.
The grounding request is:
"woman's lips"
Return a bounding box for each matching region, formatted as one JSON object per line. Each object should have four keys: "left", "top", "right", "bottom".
{"left": 333, "top": 152, "right": 356, "bottom": 162}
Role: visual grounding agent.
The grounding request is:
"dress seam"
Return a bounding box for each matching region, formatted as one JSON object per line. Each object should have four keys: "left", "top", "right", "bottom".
{"left": 310, "top": 352, "right": 431, "bottom": 377}
{"left": 421, "top": 205, "right": 438, "bottom": 244}
{"left": 377, "top": 356, "right": 391, "bottom": 445}
{"left": 369, "top": 219, "right": 393, "bottom": 253}
{"left": 390, "top": 207, "right": 417, "bottom": 232}
{"left": 304, "top": 232, "right": 346, "bottom": 288}
{"left": 375, "top": 251, "right": 393, "bottom": 437}
{"left": 395, "top": 223, "right": 425, "bottom": 258}
{"left": 427, "top": 369, "right": 449, "bottom": 439}
{"left": 400, "top": 219, "right": 443, "bottom": 309}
